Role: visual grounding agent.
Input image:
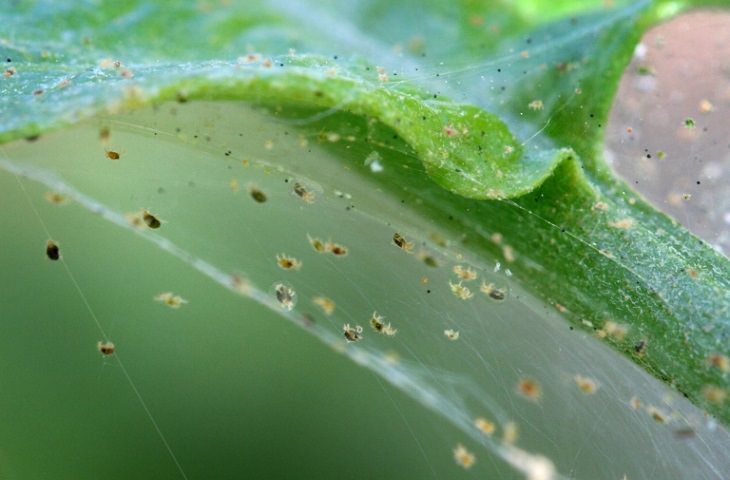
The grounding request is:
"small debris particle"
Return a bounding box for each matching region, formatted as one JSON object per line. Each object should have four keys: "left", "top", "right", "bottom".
{"left": 608, "top": 218, "right": 634, "bottom": 229}
{"left": 449, "top": 280, "right": 473, "bottom": 300}
{"left": 686, "top": 267, "right": 698, "bottom": 279}
{"left": 276, "top": 254, "right": 302, "bottom": 271}
{"left": 491, "top": 232, "right": 503, "bottom": 244}
{"left": 324, "top": 131, "right": 340, "bottom": 143}
{"left": 453, "top": 444, "right": 475, "bottom": 470}
{"left": 99, "top": 127, "right": 111, "bottom": 141}
{"left": 656, "top": 151, "right": 666, "bottom": 160}
{"left": 684, "top": 118, "right": 696, "bottom": 129}
{"left": 370, "top": 312, "right": 397, "bottom": 336}
{"left": 45, "top": 240, "right": 60, "bottom": 261}
{"left": 707, "top": 353, "right": 730, "bottom": 373}
{"left": 601, "top": 320, "right": 629, "bottom": 340}
{"left": 554, "top": 303, "right": 568, "bottom": 313}
{"left": 636, "top": 65, "right": 654, "bottom": 76}
{"left": 293, "top": 182, "right": 315, "bottom": 204}
{"left": 444, "top": 329, "right": 460, "bottom": 341}
{"left": 125, "top": 211, "right": 145, "bottom": 229}
{"left": 364, "top": 151, "right": 384, "bottom": 173}
{"left": 503, "top": 145, "right": 515, "bottom": 155}
{"left": 480, "top": 282, "right": 505, "bottom": 301}
{"left": 520, "top": 50, "right": 529, "bottom": 58}
{"left": 474, "top": 417, "right": 496, "bottom": 436}
{"left": 249, "top": 186, "right": 267, "bottom": 203}
{"left": 593, "top": 201, "right": 609, "bottom": 211}
{"left": 574, "top": 375, "right": 599, "bottom": 394}
{"left": 528, "top": 99, "right": 544, "bottom": 111}
{"left": 702, "top": 385, "right": 727, "bottom": 405}
{"left": 442, "top": 125, "right": 459, "bottom": 137}
{"left": 383, "top": 351, "right": 400, "bottom": 365}
{"left": 44, "top": 191, "right": 68, "bottom": 205}
{"left": 33, "top": 88, "right": 43, "bottom": 96}
{"left": 274, "top": 283, "right": 296, "bottom": 311}
{"left": 97, "top": 341, "right": 115, "bottom": 355}
{"left": 646, "top": 405, "right": 668, "bottom": 423}
{"left": 154, "top": 292, "right": 188, "bottom": 309}
{"left": 376, "top": 66, "right": 388, "bottom": 82}
{"left": 682, "top": 193, "right": 692, "bottom": 201}
{"left": 142, "top": 210, "right": 161, "bottom": 229}
{"left": 673, "top": 427, "right": 696, "bottom": 440}
{"left": 229, "top": 178, "right": 240, "bottom": 193}
{"left": 453, "top": 265, "right": 477, "bottom": 281}
{"left": 502, "top": 244, "right": 516, "bottom": 263}
{"left": 516, "top": 377, "right": 542, "bottom": 401}
{"left": 313, "top": 296, "right": 335, "bottom": 316}
{"left": 239, "top": 53, "right": 261, "bottom": 63}
{"left": 392, "top": 232, "right": 414, "bottom": 252}
{"left": 502, "top": 422, "right": 519, "bottom": 444}
{"left": 231, "top": 275, "right": 252, "bottom": 295}
{"left": 629, "top": 397, "right": 642, "bottom": 410}
{"left": 105, "top": 149, "right": 120, "bottom": 160}
{"left": 421, "top": 255, "right": 438, "bottom": 268}
{"left": 699, "top": 99, "right": 714, "bottom": 113}
{"left": 264, "top": 139, "right": 274, "bottom": 150}
{"left": 343, "top": 323, "right": 363, "bottom": 342}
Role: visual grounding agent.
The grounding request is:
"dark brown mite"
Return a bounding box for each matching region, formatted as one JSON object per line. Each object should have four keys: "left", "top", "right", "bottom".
{"left": 105, "top": 150, "right": 120, "bottom": 160}
{"left": 143, "top": 211, "right": 161, "bottom": 229}
{"left": 249, "top": 187, "right": 267, "bottom": 203}
{"left": 422, "top": 256, "right": 438, "bottom": 267}
{"left": 46, "top": 240, "right": 60, "bottom": 261}
{"left": 393, "top": 233, "right": 407, "bottom": 248}
{"left": 634, "top": 340, "right": 646, "bottom": 354}
{"left": 293, "top": 182, "right": 307, "bottom": 197}
{"left": 330, "top": 244, "right": 348, "bottom": 256}
{"left": 489, "top": 289, "right": 505, "bottom": 301}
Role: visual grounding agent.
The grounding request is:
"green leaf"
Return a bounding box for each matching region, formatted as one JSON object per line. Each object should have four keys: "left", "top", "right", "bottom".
{"left": 1, "top": 1, "right": 729, "bottom": 479}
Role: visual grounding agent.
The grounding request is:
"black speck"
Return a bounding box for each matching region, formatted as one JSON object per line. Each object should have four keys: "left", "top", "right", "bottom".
{"left": 6, "top": 58, "right": 11, "bottom": 62}
{"left": 696, "top": 180, "right": 701, "bottom": 185}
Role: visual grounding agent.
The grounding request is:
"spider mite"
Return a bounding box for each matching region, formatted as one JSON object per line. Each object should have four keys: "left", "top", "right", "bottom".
{"left": 143, "top": 210, "right": 161, "bottom": 229}
{"left": 104, "top": 149, "right": 120, "bottom": 160}
{"left": 97, "top": 340, "right": 115, "bottom": 355}
{"left": 392, "top": 232, "right": 414, "bottom": 252}
{"left": 249, "top": 185, "right": 267, "bottom": 203}
{"left": 343, "top": 324, "right": 363, "bottom": 342}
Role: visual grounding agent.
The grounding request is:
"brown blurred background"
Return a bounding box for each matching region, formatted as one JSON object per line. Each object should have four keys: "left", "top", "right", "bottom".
{"left": 607, "top": 10, "right": 730, "bottom": 256}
